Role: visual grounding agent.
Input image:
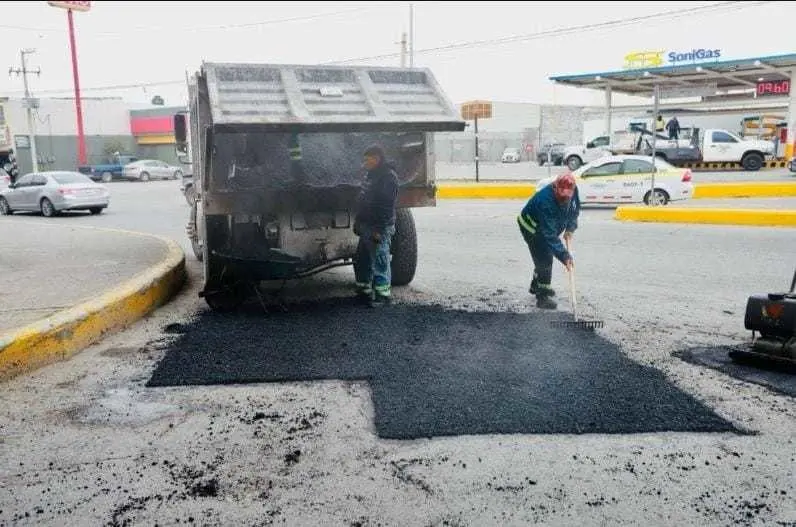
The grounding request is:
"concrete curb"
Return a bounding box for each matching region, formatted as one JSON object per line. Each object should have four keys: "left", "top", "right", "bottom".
{"left": 0, "top": 225, "right": 187, "bottom": 382}
{"left": 693, "top": 182, "right": 796, "bottom": 199}
{"left": 614, "top": 206, "right": 796, "bottom": 227}
{"left": 435, "top": 181, "right": 796, "bottom": 200}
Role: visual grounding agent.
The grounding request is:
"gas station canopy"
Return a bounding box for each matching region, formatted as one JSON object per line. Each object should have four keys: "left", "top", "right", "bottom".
{"left": 549, "top": 52, "right": 796, "bottom": 99}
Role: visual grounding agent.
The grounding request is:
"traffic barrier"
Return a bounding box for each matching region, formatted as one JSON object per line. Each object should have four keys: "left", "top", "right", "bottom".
{"left": 0, "top": 227, "right": 186, "bottom": 382}
{"left": 614, "top": 206, "right": 796, "bottom": 227}
{"left": 679, "top": 160, "right": 790, "bottom": 170}
{"left": 435, "top": 182, "right": 796, "bottom": 200}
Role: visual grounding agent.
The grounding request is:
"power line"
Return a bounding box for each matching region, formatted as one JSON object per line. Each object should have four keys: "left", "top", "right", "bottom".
{"left": 8, "top": 1, "right": 775, "bottom": 96}
{"left": 0, "top": 6, "right": 377, "bottom": 36}
{"left": 326, "top": 0, "right": 773, "bottom": 64}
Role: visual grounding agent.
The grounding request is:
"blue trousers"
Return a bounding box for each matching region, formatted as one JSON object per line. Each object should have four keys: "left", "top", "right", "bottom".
{"left": 354, "top": 224, "right": 395, "bottom": 298}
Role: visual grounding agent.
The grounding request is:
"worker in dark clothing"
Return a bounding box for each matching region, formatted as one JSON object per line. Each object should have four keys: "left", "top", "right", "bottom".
{"left": 353, "top": 144, "right": 400, "bottom": 307}
{"left": 517, "top": 172, "right": 580, "bottom": 310}
{"left": 665, "top": 116, "right": 681, "bottom": 140}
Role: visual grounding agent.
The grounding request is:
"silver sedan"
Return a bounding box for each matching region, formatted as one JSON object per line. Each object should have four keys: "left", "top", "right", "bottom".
{"left": 0, "top": 171, "right": 110, "bottom": 217}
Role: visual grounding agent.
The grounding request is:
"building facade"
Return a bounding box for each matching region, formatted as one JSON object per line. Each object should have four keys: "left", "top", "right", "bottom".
{"left": 434, "top": 101, "right": 597, "bottom": 163}
{"left": 2, "top": 97, "right": 185, "bottom": 175}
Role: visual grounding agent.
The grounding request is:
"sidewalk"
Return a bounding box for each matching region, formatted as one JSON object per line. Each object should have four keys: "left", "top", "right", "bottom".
{"left": 0, "top": 220, "right": 170, "bottom": 334}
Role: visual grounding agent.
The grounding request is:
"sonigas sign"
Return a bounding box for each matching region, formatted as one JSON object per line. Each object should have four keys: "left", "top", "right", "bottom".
{"left": 47, "top": 1, "right": 91, "bottom": 11}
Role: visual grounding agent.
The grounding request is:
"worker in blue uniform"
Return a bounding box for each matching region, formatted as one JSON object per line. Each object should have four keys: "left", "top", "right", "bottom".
{"left": 517, "top": 172, "right": 580, "bottom": 310}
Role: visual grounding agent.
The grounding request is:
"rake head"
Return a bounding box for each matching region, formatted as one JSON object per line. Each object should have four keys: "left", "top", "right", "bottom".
{"left": 550, "top": 319, "right": 605, "bottom": 331}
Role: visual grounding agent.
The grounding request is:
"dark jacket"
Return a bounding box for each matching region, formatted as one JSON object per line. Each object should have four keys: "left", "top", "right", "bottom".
{"left": 354, "top": 161, "right": 399, "bottom": 232}
{"left": 518, "top": 184, "right": 580, "bottom": 264}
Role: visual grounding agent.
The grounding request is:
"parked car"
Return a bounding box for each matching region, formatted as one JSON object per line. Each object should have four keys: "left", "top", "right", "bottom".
{"left": 536, "top": 155, "right": 693, "bottom": 206}
{"left": 536, "top": 143, "right": 565, "bottom": 166}
{"left": 789, "top": 158, "right": 796, "bottom": 173}
{"left": 122, "top": 159, "right": 184, "bottom": 182}
{"left": 78, "top": 153, "right": 137, "bottom": 182}
{"left": 501, "top": 147, "right": 522, "bottom": 163}
{"left": 0, "top": 171, "right": 110, "bottom": 217}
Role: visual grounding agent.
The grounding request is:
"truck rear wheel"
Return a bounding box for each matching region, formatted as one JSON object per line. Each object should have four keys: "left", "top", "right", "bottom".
{"left": 742, "top": 152, "right": 764, "bottom": 171}
{"left": 391, "top": 208, "right": 418, "bottom": 287}
{"left": 566, "top": 155, "right": 582, "bottom": 170}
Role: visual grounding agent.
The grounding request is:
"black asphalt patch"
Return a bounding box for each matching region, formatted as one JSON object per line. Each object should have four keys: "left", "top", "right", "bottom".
{"left": 676, "top": 346, "right": 796, "bottom": 398}
{"left": 147, "top": 300, "right": 742, "bottom": 439}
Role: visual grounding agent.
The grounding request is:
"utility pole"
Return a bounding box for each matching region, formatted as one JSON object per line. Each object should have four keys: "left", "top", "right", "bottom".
{"left": 9, "top": 49, "right": 41, "bottom": 172}
{"left": 409, "top": 3, "right": 414, "bottom": 67}
{"left": 399, "top": 32, "right": 408, "bottom": 67}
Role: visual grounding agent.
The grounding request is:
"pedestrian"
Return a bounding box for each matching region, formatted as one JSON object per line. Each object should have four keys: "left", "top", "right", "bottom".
{"left": 666, "top": 116, "right": 681, "bottom": 140}
{"left": 656, "top": 115, "right": 665, "bottom": 133}
{"left": 353, "top": 144, "right": 400, "bottom": 307}
{"left": 517, "top": 172, "right": 580, "bottom": 310}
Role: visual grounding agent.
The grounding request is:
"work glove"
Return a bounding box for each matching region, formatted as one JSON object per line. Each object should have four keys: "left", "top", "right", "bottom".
{"left": 372, "top": 231, "right": 382, "bottom": 243}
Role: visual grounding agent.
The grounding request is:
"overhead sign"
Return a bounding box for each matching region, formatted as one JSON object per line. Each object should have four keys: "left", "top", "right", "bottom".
{"left": 659, "top": 82, "right": 718, "bottom": 99}
{"left": 47, "top": 1, "right": 91, "bottom": 11}
{"left": 460, "top": 100, "right": 492, "bottom": 120}
{"left": 624, "top": 48, "right": 722, "bottom": 70}
{"left": 14, "top": 135, "right": 30, "bottom": 149}
{"left": 756, "top": 79, "right": 790, "bottom": 97}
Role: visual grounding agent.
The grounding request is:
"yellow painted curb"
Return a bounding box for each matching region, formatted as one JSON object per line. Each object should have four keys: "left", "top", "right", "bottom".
{"left": 0, "top": 225, "right": 187, "bottom": 382}
{"left": 434, "top": 182, "right": 796, "bottom": 200}
{"left": 436, "top": 184, "right": 535, "bottom": 200}
{"left": 693, "top": 182, "right": 796, "bottom": 199}
{"left": 614, "top": 206, "right": 796, "bottom": 227}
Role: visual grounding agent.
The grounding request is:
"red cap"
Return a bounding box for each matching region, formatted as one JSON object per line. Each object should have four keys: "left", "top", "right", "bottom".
{"left": 553, "top": 172, "right": 576, "bottom": 200}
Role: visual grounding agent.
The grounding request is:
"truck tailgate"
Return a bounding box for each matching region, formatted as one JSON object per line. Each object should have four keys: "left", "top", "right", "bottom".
{"left": 203, "top": 63, "right": 466, "bottom": 133}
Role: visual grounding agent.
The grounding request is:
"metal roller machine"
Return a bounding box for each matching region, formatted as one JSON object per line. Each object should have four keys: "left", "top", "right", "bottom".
{"left": 730, "top": 268, "right": 796, "bottom": 370}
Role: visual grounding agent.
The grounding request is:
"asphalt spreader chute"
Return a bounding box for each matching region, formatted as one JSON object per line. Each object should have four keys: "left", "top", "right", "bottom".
{"left": 730, "top": 267, "right": 796, "bottom": 371}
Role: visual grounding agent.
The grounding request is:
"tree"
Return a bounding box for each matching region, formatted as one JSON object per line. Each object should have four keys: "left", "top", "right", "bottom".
{"left": 102, "top": 139, "right": 127, "bottom": 160}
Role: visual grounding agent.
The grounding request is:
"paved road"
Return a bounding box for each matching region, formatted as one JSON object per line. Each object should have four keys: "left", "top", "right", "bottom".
{"left": 0, "top": 221, "right": 168, "bottom": 333}
{"left": 437, "top": 161, "right": 796, "bottom": 183}
{"left": 1, "top": 181, "right": 795, "bottom": 526}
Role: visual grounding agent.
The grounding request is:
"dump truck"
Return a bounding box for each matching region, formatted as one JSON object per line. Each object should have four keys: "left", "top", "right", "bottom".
{"left": 173, "top": 62, "right": 465, "bottom": 311}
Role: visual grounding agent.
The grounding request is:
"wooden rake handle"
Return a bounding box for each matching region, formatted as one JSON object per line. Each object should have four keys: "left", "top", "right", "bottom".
{"left": 565, "top": 238, "right": 577, "bottom": 322}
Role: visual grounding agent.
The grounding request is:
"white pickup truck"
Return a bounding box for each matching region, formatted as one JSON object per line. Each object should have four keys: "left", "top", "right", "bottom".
{"left": 563, "top": 128, "right": 775, "bottom": 171}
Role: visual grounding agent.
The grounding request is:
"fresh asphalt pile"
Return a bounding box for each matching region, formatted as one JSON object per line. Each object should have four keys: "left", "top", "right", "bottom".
{"left": 148, "top": 297, "right": 742, "bottom": 439}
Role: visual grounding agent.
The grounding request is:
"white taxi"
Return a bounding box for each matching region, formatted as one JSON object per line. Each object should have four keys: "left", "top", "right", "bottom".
{"left": 536, "top": 155, "right": 694, "bottom": 206}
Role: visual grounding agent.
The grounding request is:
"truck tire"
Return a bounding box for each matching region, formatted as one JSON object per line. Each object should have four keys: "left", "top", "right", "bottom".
{"left": 566, "top": 155, "right": 583, "bottom": 170}
{"left": 742, "top": 152, "right": 764, "bottom": 171}
{"left": 101, "top": 171, "right": 112, "bottom": 183}
{"left": 390, "top": 208, "right": 418, "bottom": 287}
{"left": 188, "top": 201, "right": 204, "bottom": 262}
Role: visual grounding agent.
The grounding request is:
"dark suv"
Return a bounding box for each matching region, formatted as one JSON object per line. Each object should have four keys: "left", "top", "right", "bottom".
{"left": 536, "top": 143, "right": 565, "bottom": 166}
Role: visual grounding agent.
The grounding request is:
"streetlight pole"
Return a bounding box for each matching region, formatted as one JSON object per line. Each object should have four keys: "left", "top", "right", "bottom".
{"left": 409, "top": 3, "right": 414, "bottom": 67}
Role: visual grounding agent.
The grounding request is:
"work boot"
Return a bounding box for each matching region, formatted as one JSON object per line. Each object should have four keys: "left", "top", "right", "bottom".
{"left": 370, "top": 294, "right": 391, "bottom": 308}
{"left": 529, "top": 279, "right": 555, "bottom": 297}
{"left": 536, "top": 295, "right": 557, "bottom": 310}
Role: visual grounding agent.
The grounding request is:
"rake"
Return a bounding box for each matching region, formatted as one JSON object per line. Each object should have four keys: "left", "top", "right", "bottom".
{"left": 550, "top": 239, "right": 605, "bottom": 331}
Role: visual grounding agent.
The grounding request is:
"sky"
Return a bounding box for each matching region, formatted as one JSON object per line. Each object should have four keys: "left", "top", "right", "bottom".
{"left": 1, "top": 0, "right": 793, "bottom": 110}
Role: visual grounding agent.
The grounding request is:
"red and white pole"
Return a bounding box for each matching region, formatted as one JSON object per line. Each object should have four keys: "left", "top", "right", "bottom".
{"left": 67, "top": 8, "right": 87, "bottom": 165}
{"left": 48, "top": 1, "right": 91, "bottom": 165}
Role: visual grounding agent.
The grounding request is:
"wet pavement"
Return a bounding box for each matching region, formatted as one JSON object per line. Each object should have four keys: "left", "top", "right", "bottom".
{"left": 1, "top": 182, "right": 795, "bottom": 526}
{"left": 0, "top": 220, "right": 168, "bottom": 334}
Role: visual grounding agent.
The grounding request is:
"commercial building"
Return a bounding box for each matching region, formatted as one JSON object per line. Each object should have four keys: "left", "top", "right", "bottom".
{"left": 434, "top": 101, "right": 599, "bottom": 163}
{"left": 550, "top": 51, "right": 796, "bottom": 160}
{"left": 1, "top": 96, "right": 185, "bottom": 175}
